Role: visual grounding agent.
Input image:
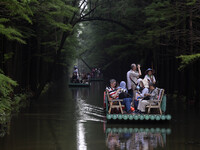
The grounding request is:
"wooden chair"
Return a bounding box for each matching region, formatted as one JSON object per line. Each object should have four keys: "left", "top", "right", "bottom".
{"left": 146, "top": 88, "right": 165, "bottom": 115}
{"left": 106, "top": 91, "right": 124, "bottom": 114}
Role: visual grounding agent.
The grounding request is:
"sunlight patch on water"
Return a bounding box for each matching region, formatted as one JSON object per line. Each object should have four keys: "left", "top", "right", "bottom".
{"left": 76, "top": 121, "right": 87, "bottom": 150}
{"left": 76, "top": 98, "right": 105, "bottom": 123}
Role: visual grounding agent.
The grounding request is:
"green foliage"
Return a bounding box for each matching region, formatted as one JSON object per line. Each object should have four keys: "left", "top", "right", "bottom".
{"left": 0, "top": 0, "right": 33, "bottom": 43}
{"left": 0, "top": 73, "right": 18, "bottom": 97}
{"left": 3, "top": 52, "right": 14, "bottom": 62}
{"left": 0, "top": 72, "right": 30, "bottom": 115}
{"left": 177, "top": 53, "right": 200, "bottom": 70}
{"left": 0, "top": 24, "right": 26, "bottom": 44}
{"left": 0, "top": 73, "right": 19, "bottom": 115}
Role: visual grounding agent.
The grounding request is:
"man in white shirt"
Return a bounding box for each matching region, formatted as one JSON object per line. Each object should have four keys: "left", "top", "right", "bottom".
{"left": 127, "top": 64, "right": 142, "bottom": 102}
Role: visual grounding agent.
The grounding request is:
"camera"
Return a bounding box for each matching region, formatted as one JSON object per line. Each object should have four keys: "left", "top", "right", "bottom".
{"left": 120, "top": 88, "right": 126, "bottom": 93}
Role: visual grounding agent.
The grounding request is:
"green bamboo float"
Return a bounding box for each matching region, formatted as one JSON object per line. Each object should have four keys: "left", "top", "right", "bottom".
{"left": 123, "top": 114, "right": 128, "bottom": 120}
{"left": 118, "top": 114, "right": 122, "bottom": 120}
{"left": 150, "top": 115, "right": 155, "bottom": 120}
{"left": 166, "top": 115, "right": 172, "bottom": 120}
{"left": 144, "top": 115, "right": 150, "bottom": 120}
{"left": 112, "top": 114, "right": 117, "bottom": 120}
{"left": 134, "top": 115, "right": 139, "bottom": 120}
{"left": 129, "top": 115, "right": 134, "bottom": 120}
{"left": 156, "top": 115, "right": 160, "bottom": 121}
{"left": 107, "top": 114, "right": 111, "bottom": 120}
{"left": 161, "top": 115, "right": 166, "bottom": 120}
{"left": 140, "top": 115, "right": 144, "bottom": 120}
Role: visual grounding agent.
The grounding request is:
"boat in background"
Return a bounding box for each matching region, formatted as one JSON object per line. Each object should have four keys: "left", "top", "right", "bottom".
{"left": 68, "top": 82, "right": 90, "bottom": 87}
{"left": 90, "top": 78, "right": 104, "bottom": 81}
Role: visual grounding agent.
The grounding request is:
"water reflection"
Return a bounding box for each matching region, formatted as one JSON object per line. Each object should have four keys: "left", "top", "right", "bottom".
{"left": 70, "top": 83, "right": 105, "bottom": 150}
{"left": 106, "top": 127, "right": 171, "bottom": 150}
{"left": 76, "top": 121, "right": 87, "bottom": 150}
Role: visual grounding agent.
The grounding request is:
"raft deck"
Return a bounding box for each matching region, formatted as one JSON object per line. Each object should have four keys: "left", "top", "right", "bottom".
{"left": 105, "top": 92, "right": 171, "bottom": 122}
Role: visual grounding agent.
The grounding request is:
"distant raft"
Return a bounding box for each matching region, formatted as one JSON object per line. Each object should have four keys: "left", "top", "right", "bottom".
{"left": 90, "top": 78, "right": 104, "bottom": 81}
{"left": 68, "top": 82, "right": 90, "bottom": 87}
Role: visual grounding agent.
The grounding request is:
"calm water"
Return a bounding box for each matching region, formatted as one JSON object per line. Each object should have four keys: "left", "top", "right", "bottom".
{"left": 0, "top": 79, "right": 200, "bottom": 150}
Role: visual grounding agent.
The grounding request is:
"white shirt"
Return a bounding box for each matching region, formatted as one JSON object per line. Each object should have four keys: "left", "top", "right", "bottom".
{"left": 144, "top": 74, "right": 156, "bottom": 83}
{"left": 141, "top": 87, "right": 149, "bottom": 97}
{"left": 127, "top": 70, "right": 140, "bottom": 90}
{"left": 127, "top": 70, "right": 131, "bottom": 90}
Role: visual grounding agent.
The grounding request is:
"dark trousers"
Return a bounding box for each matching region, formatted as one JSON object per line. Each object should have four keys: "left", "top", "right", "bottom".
{"left": 122, "top": 98, "right": 132, "bottom": 113}
{"left": 134, "top": 100, "right": 139, "bottom": 110}
{"left": 128, "top": 89, "right": 133, "bottom": 98}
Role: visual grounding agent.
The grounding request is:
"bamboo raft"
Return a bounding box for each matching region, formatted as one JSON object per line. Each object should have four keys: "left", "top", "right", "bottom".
{"left": 104, "top": 91, "right": 172, "bottom": 122}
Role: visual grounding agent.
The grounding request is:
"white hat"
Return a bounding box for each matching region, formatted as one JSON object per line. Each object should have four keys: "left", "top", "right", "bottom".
{"left": 137, "top": 78, "right": 143, "bottom": 84}
{"left": 142, "top": 78, "right": 149, "bottom": 88}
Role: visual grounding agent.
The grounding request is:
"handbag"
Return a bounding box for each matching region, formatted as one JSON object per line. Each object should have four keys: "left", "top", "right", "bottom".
{"left": 142, "top": 96, "right": 150, "bottom": 100}
{"left": 119, "top": 92, "right": 130, "bottom": 99}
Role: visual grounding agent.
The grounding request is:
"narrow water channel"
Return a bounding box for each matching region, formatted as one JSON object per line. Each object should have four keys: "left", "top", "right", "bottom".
{"left": 0, "top": 78, "right": 200, "bottom": 150}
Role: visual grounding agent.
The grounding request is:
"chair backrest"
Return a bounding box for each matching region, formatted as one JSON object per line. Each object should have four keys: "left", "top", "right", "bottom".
{"left": 157, "top": 88, "right": 164, "bottom": 105}
{"left": 105, "top": 91, "right": 109, "bottom": 112}
{"left": 106, "top": 90, "right": 111, "bottom": 101}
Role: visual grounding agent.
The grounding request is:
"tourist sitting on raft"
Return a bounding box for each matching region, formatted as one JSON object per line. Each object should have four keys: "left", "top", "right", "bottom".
{"left": 144, "top": 68, "right": 156, "bottom": 84}
{"left": 134, "top": 78, "right": 149, "bottom": 110}
{"left": 106, "top": 79, "right": 133, "bottom": 114}
{"left": 136, "top": 83, "right": 158, "bottom": 114}
{"left": 81, "top": 73, "right": 89, "bottom": 83}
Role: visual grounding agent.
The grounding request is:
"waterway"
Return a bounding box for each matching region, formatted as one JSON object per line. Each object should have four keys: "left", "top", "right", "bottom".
{"left": 0, "top": 78, "right": 200, "bottom": 150}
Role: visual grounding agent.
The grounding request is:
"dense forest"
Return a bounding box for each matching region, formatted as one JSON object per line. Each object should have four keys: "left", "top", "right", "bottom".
{"left": 0, "top": 0, "right": 200, "bottom": 115}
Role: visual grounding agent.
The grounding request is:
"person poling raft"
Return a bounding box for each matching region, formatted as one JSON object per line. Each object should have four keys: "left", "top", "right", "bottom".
{"left": 104, "top": 63, "right": 171, "bottom": 121}
{"left": 69, "top": 65, "right": 90, "bottom": 87}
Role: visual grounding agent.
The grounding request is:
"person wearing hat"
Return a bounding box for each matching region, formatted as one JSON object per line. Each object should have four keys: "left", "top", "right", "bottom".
{"left": 134, "top": 78, "right": 149, "bottom": 110}
{"left": 137, "top": 82, "right": 158, "bottom": 114}
{"left": 144, "top": 68, "right": 156, "bottom": 84}
{"left": 140, "top": 78, "right": 149, "bottom": 97}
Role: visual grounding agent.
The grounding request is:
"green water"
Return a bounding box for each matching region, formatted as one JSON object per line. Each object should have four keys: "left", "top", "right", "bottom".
{"left": 0, "top": 79, "right": 200, "bottom": 150}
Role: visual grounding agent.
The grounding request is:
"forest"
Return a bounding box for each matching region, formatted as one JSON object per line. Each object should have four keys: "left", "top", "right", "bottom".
{"left": 0, "top": 0, "right": 200, "bottom": 115}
